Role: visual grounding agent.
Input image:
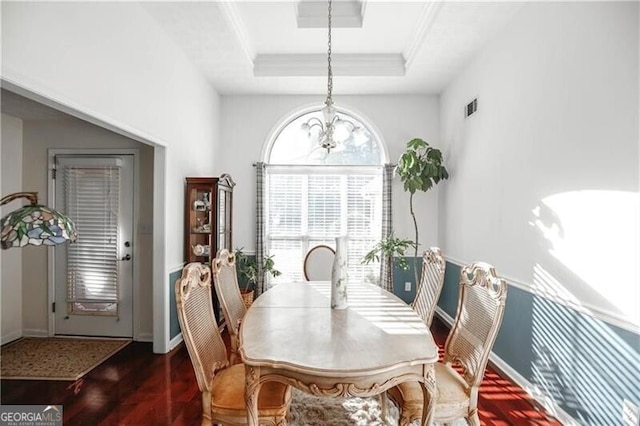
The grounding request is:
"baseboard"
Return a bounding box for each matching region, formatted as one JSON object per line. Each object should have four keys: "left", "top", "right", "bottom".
{"left": 434, "top": 307, "right": 578, "bottom": 425}
{"left": 136, "top": 332, "right": 153, "bottom": 342}
{"left": 1, "top": 330, "right": 23, "bottom": 345}
{"left": 169, "top": 332, "right": 183, "bottom": 351}
{"left": 22, "top": 328, "right": 49, "bottom": 338}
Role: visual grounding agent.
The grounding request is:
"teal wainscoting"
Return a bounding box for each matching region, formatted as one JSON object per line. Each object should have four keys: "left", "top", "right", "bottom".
{"left": 169, "top": 269, "right": 182, "bottom": 340}
{"left": 390, "top": 258, "right": 422, "bottom": 304}
{"left": 431, "top": 261, "right": 640, "bottom": 425}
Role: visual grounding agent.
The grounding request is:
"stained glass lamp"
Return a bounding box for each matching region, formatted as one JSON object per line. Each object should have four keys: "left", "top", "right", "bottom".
{"left": 0, "top": 192, "right": 77, "bottom": 249}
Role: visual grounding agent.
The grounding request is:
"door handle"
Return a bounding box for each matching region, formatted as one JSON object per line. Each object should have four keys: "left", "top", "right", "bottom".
{"left": 121, "top": 254, "right": 131, "bottom": 261}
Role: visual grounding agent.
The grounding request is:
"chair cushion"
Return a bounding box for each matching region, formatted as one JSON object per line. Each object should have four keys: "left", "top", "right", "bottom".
{"left": 388, "top": 363, "right": 470, "bottom": 419}
{"left": 211, "top": 363, "right": 290, "bottom": 416}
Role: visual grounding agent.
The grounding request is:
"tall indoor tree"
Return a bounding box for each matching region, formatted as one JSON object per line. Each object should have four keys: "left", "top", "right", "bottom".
{"left": 395, "top": 138, "right": 449, "bottom": 287}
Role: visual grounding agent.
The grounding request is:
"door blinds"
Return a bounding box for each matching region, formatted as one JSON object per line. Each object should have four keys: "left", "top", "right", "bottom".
{"left": 63, "top": 164, "right": 120, "bottom": 316}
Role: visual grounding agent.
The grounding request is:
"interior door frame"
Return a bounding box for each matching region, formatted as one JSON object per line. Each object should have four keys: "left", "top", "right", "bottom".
{"left": 47, "top": 148, "right": 140, "bottom": 340}
{"left": 6, "top": 78, "right": 168, "bottom": 353}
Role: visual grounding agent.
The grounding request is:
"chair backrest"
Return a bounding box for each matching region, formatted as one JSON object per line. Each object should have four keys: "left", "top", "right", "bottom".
{"left": 211, "top": 249, "right": 247, "bottom": 337}
{"left": 303, "top": 245, "right": 335, "bottom": 281}
{"left": 444, "top": 262, "right": 508, "bottom": 389}
{"left": 175, "top": 262, "right": 228, "bottom": 393}
{"left": 412, "top": 247, "right": 446, "bottom": 327}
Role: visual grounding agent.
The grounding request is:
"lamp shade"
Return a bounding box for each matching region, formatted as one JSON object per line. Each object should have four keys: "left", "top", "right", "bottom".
{"left": 0, "top": 192, "right": 77, "bottom": 249}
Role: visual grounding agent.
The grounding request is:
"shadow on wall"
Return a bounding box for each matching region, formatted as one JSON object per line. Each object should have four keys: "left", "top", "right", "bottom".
{"left": 527, "top": 189, "right": 640, "bottom": 424}
{"left": 530, "top": 190, "right": 639, "bottom": 324}
{"left": 439, "top": 260, "right": 640, "bottom": 425}
{"left": 528, "top": 288, "right": 640, "bottom": 424}
{"left": 437, "top": 189, "right": 640, "bottom": 423}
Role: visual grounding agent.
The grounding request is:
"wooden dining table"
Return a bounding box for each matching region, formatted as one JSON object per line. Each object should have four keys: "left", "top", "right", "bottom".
{"left": 239, "top": 281, "right": 439, "bottom": 425}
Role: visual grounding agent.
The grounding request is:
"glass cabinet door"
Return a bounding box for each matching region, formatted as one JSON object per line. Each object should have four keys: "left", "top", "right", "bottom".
{"left": 217, "top": 187, "right": 232, "bottom": 252}
{"left": 185, "top": 175, "right": 234, "bottom": 266}
{"left": 187, "top": 186, "right": 212, "bottom": 264}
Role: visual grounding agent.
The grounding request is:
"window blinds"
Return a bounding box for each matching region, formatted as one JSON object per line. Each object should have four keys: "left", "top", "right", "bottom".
{"left": 266, "top": 166, "right": 382, "bottom": 284}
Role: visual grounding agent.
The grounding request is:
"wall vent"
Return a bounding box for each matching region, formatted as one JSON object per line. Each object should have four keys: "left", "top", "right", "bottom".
{"left": 465, "top": 98, "right": 478, "bottom": 118}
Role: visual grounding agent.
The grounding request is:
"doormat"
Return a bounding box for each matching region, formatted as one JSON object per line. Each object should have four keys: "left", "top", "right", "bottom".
{"left": 0, "top": 337, "right": 131, "bottom": 381}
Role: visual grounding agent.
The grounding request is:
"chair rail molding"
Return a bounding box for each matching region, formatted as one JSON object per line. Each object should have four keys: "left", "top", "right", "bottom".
{"left": 444, "top": 256, "right": 639, "bottom": 335}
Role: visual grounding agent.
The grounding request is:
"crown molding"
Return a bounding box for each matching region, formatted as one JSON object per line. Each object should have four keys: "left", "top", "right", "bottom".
{"left": 404, "top": 1, "right": 444, "bottom": 70}
{"left": 218, "top": 1, "right": 255, "bottom": 62}
{"left": 254, "top": 53, "right": 405, "bottom": 77}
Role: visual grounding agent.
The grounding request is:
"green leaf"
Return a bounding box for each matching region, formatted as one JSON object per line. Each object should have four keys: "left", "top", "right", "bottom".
{"left": 426, "top": 149, "right": 442, "bottom": 162}
{"left": 407, "top": 138, "right": 428, "bottom": 150}
{"left": 361, "top": 234, "right": 416, "bottom": 268}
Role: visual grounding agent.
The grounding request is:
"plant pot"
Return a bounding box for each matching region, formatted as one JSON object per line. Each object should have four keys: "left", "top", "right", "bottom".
{"left": 240, "top": 289, "right": 254, "bottom": 308}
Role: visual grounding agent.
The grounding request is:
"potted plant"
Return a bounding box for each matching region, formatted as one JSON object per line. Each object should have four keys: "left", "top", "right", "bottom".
{"left": 234, "top": 247, "right": 281, "bottom": 307}
{"left": 362, "top": 234, "right": 416, "bottom": 290}
{"left": 395, "top": 138, "right": 449, "bottom": 287}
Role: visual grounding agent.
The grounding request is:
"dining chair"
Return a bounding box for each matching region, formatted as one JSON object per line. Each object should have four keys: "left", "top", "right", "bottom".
{"left": 303, "top": 244, "right": 335, "bottom": 281}
{"left": 175, "top": 262, "right": 291, "bottom": 426}
{"left": 412, "top": 247, "right": 446, "bottom": 327}
{"left": 211, "top": 249, "right": 246, "bottom": 365}
{"left": 387, "top": 262, "right": 508, "bottom": 426}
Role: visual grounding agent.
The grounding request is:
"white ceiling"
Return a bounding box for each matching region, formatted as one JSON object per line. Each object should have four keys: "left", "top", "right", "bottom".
{"left": 1, "top": 1, "right": 525, "bottom": 120}
{"left": 141, "top": 1, "right": 525, "bottom": 96}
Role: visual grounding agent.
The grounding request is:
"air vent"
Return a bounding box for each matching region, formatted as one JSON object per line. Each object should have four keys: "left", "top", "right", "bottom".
{"left": 465, "top": 98, "right": 478, "bottom": 118}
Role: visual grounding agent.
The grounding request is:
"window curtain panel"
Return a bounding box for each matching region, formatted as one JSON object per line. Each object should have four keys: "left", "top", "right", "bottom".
{"left": 380, "top": 163, "right": 394, "bottom": 292}
{"left": 254, "top": 162, "right": 266, "bottom": 296}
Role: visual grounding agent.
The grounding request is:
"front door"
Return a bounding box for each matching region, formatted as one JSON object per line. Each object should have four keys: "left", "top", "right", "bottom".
{"left": 54, "top": 154, "right": 134, "bottom": 337}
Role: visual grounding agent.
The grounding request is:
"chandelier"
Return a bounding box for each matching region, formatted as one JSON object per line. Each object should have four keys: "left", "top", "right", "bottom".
{"left": 301, "top": 0, "right": 361, "bottom": 153}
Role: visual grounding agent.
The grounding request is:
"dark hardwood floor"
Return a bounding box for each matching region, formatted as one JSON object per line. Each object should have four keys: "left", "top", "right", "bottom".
{"left": 1, "top": 318, "right": 561, "bottom": 425}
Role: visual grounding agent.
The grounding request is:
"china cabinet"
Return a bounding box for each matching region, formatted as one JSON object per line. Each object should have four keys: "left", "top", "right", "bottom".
{"left": 185, "top": 175, "right": 234, "bottom": 325}
{"left": 184, "top": 175, "right": 235, "bottom": 266}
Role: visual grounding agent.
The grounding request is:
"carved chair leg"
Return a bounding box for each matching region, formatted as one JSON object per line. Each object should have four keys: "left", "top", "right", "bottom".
{"left": 468, "top": 412, "right": 481, "bottom": 426}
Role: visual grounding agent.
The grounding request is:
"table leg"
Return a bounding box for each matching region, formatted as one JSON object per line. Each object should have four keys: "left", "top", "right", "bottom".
{"left": 420, "top": 363, "right": 436, "bottom": 425}
{"left": 245, "top": 364, "right": 260, "bottom": 426}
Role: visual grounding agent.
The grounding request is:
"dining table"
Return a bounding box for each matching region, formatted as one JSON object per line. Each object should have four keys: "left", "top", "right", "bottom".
{"left": 239, "top": 281, "right": 439, "bottom": 425}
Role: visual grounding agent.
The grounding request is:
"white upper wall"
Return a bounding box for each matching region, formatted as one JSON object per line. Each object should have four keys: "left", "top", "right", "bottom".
{"left": 1, "top": 2, "right": 220, "bottom": 268}
{"left": 219, "top": 95, "right": 441, "bottom": 252}
{"left": 440, "top": 2, "right": 639, "bottom": 330}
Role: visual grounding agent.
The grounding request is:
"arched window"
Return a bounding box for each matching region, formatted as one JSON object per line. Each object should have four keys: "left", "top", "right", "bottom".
{"left": 263, "top": 108, "right": 387, "bottom": 286}
{"left": 267, "top": 110, "right": 383, "bottom": 166}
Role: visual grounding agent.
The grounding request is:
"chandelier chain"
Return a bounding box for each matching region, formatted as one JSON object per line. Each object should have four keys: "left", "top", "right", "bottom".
{"left": 326, "top": 0, "right": 333, "bottom": 103}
